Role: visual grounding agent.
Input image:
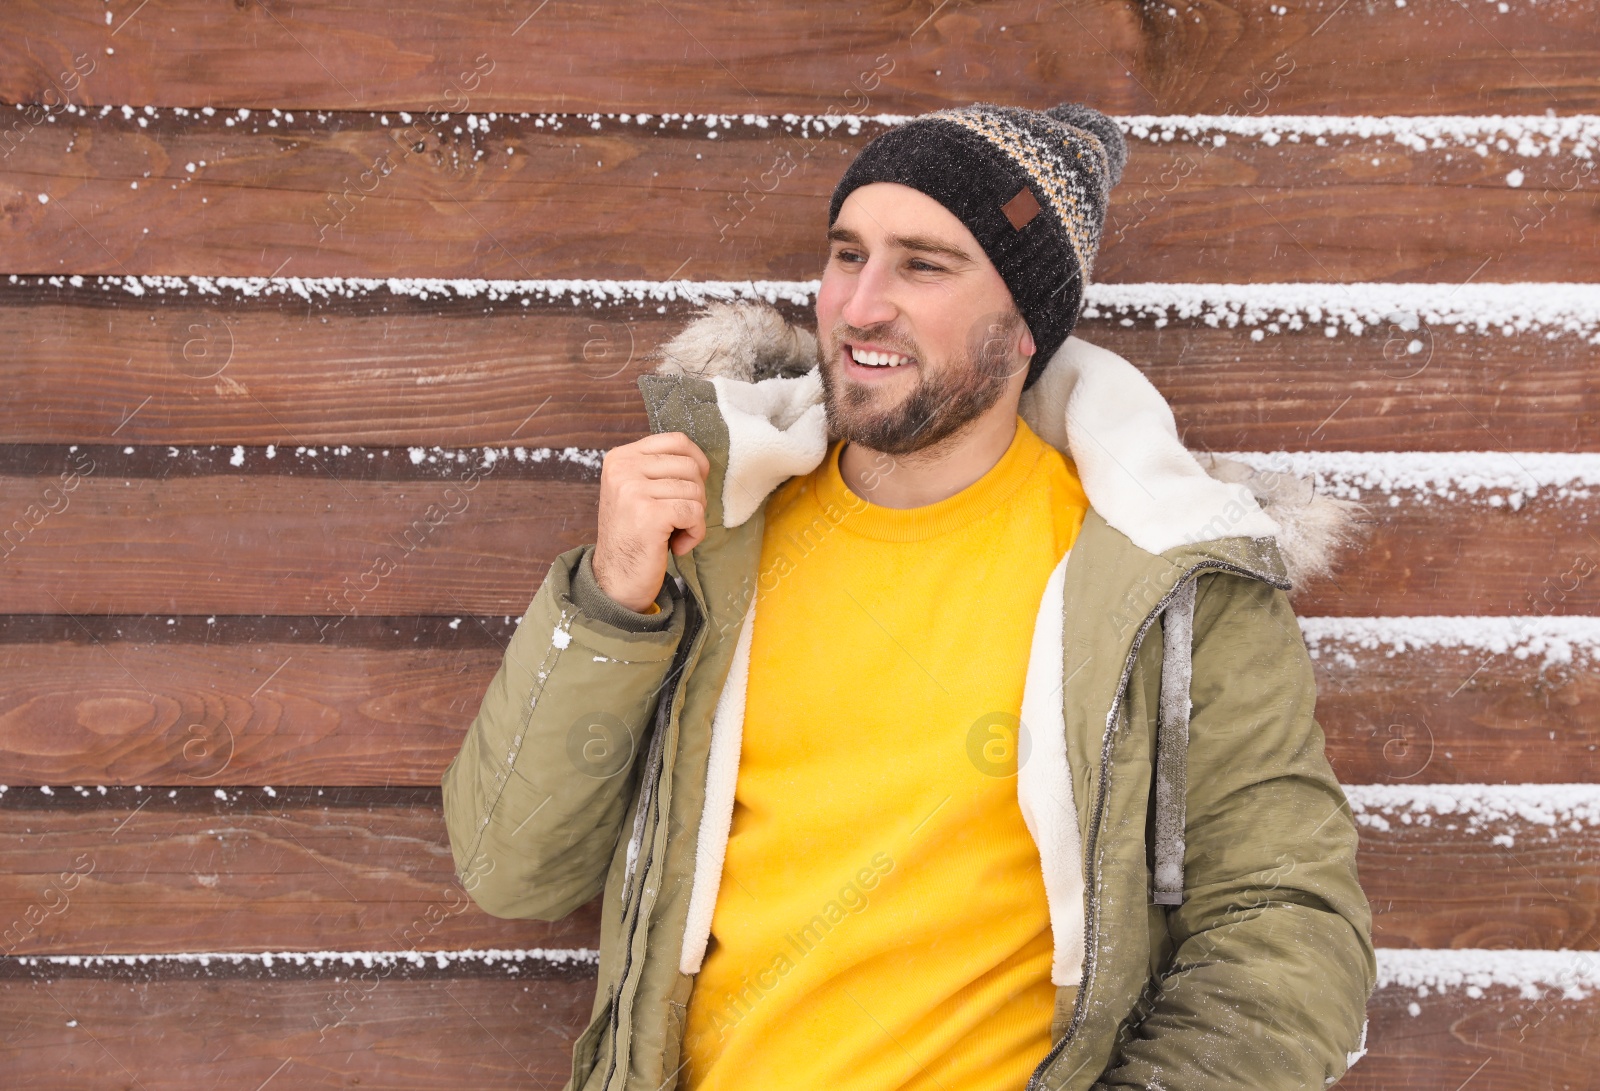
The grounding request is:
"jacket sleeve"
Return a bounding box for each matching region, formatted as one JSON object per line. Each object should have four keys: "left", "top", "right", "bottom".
{"left": 441, "top": 543, "right": 688, "bottom": 920}
{"left": 1095, "top": 573, "right": 1377, "bottom": 1089}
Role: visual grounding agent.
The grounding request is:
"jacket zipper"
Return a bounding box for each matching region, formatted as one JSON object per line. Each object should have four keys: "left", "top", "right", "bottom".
{"left": 601, "top": 587, "right": 704, "bottom": 1091}
{"left": 1024, "top": 560, "right": 1283, "bottom": 1091}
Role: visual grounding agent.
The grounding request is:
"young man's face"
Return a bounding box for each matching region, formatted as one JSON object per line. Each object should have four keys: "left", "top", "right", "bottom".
{"left": 815, "top": 181, "right": 1036, "bottom": 456}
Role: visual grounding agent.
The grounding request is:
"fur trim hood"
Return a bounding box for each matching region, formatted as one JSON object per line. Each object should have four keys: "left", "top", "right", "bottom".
{"left": 651, "top": 301, "right": 1361, "bottom": 590}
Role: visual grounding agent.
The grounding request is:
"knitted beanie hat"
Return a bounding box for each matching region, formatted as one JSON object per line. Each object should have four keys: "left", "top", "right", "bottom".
{"left": 827, "top": 102, "right": 1127, "bottom": 391}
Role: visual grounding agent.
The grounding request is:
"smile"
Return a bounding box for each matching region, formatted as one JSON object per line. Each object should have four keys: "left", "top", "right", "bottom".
{"left": 845, "top": 343, "right": 917, "bottom": 369}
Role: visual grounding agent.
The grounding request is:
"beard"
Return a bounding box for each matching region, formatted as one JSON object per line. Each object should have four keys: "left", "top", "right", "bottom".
{"left": 817, "top": 309, "right": 1031, "bottom": 457}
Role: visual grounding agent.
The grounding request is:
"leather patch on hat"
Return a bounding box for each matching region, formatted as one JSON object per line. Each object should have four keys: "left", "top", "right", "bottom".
{"left": 1002, "top": 186, "right": 1041, "bottom": 230}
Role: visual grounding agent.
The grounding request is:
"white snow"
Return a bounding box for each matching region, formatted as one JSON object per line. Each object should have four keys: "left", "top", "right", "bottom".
{"left": 90, "top": 441, "right": 604, "bottom": 473}
{"left": 3, "top": 274, "right": 821, "bottom": 309}
{"left": 1227, "top": 450, "right": 1600, "bottom": 505}
{"left": 9, "top": 276, "right": 1598, "bottom": 345}
{"left": 1377, "top": 948, "right": 1600, "bottom": 1001}
{"left": 61, "top": 108, "right": 1600, "bottom": 160}
{"left": 15, "top": 945, "right": 1595, "bottom": 1001}
{"left": 1081, "top": 282, "right": 1600, "bottom": 345}
{"left": 1346, "top": 783, "right": 1600, "bottom": 839}
{"left": 10, "top": 947, "right": 600, "bottom": 971}
{"left": 1300, "top": 616, "right": 1600, "bottom": 670}
{"left": 1115, "top": 114, "right": 1600, "bottom": 160}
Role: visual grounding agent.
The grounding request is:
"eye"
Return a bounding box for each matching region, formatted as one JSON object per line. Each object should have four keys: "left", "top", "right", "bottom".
{"left": 908, "top": 258, "right": 945, "bottom": 272}
{"left": 833, "top": 248, "right": 865, "bottom": 265}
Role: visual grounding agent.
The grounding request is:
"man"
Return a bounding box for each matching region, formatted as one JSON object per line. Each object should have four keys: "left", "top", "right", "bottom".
{"left": 442, "top": 102, "right": 1374, "bottom": 1090}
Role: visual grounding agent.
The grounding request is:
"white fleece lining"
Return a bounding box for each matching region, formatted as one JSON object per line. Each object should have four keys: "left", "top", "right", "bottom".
{"left": 1016, "top": 551, "right": 1088, "bottom": 987}
{"left": 1018, "top": 336, "right": 1280, "bottom": 555}
{"left": 679, "top": 600, "right": 756, "bottom": 975}
{"left": 711, "top": 371, "right": 829, "bottom": 529}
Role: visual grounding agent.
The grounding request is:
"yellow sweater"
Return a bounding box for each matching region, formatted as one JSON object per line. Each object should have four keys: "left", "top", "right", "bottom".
{"left": 681, "top": 415, "right": 1090, "bottom": 1090}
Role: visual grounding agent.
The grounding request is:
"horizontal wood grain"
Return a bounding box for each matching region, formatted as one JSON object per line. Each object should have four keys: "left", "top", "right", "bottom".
{"left": 1316, "top": 643, "right": 1600, "bottom": 786}
{"left": 0, "top": 969, "right": 1595, "bottom": 1088}
{"left": 1, "top": 793, "right": 1596, "bottom": 955}
{"left": 0, "top": 472, "right": 590, "bottom": 616}
{"left": 0, "top": 791, "right": 598, "bottom": 957}
{"left": 1360, "top": 817, "right": 1600, "bottom": 952}
{"left": 0, "top": 641, "right": 502, "bottom": 787}
{"left": 1, "top": 629, "right": 1595, "bottom": 786}
{"left": 3, "top": 293, "right": 1595, "bottom": 453}
{"left": 0, "top": 972, "right": 590, "bottom": 1087}
{"left": 1343, "top": 985, "right": 1600, "bottom": 1091}
{"left": 1, "top": 467, "right": 1597, "bottom": 616}
{"left": 2, "top": 0, "right": 1597, "bottom": 114}
{"left": 1, "top": 968, "right": 1594, "bottom": 1089}
{"left": 2, "top": 113, "right": 1595, "bottom": 281}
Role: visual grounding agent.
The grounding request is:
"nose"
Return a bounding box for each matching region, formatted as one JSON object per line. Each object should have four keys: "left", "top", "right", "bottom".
{"left": 838, "top": 253, "right": 898, "bottom": 332}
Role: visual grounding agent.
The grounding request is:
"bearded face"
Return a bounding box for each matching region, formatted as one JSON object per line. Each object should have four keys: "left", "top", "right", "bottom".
{"left": 817, "top": 307, "right": 1031, "bottom": 457}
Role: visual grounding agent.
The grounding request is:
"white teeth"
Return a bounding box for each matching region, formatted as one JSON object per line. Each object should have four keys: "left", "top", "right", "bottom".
{"left": 850, "top": 347, "right": 911, "bottom": 368}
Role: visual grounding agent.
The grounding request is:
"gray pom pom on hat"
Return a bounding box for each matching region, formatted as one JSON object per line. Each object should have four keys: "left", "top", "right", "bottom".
{"left": 1045, "top": 102, "right": 1128, "bottom": 188}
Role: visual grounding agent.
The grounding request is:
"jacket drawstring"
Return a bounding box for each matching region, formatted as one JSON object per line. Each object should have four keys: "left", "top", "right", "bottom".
{"left": 1152, "top": 577, "right": 1197, "bottom": 906}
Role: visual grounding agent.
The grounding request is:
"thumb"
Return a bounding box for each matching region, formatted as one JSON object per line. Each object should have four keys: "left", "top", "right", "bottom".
{"left": 669, "top": 525, "right": 706, "bottom": 555}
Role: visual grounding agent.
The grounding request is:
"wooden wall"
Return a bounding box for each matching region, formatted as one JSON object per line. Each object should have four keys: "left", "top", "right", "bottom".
{"left": 3, "top": 2, "right": 1599, "bottom": 1086}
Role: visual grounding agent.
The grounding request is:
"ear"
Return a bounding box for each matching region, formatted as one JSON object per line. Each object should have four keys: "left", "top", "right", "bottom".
{"left": 1019, "top": 323, "right": 1036, "bottom": 358}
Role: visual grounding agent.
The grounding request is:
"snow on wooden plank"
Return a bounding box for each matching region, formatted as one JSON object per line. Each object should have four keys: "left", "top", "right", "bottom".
{"left": 0, "top": 788, "right": 599, "bottom": 957}
{"left": 0, "top": 952, "right": 1596, "bottom": 1088}
{"left": 1, "top": 458, "right": 1597, "bottom": 615}
{"left": 1, "top": 112, "right": 1596, "bottom": 280}
{"left": 2, "top": 788, "right": 1597, "bottom": 954}
{"left": 0, "top": 617, "right": 1595, "bottom": 786}
{"left": 1, "top": 279, "right": 1597, "bottom": 451}
{"left": 0, "top": 972, "right": 590, "bottom": 1087}
{"left": 1, "top": 0, "right": 1597, "bottom": 113}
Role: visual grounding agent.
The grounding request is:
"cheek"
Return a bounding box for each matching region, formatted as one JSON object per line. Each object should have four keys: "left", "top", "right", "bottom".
{"left": 815, "top": 275, "right": 848, "bottom": 336}
{"left": 904, "top": 300, "right": 963, "bottom": 359}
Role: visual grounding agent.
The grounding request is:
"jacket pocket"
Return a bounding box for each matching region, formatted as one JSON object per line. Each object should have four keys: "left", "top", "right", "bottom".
{"left": 568, "top": 985, "right": 616, "bottom": 1091}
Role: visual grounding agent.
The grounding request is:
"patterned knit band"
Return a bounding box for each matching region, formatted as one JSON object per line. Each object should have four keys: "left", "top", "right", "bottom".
{"left": 827, "top": 102, "right": 1127, "bottom": 391}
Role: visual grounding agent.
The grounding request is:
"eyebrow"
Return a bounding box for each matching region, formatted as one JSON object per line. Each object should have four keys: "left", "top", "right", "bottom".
{"left": 826, "top": 225, "right": 976, "bottom": 265}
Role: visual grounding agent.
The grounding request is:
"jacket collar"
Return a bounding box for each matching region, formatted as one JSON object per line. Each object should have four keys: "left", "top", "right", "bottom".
{"left": 638, "top": 302, "right": 1359, "bottom": 589}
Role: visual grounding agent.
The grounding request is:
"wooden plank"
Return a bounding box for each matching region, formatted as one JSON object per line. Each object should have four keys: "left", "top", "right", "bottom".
{"left": 0, "top": 790, "right": 598, "bottom": 957}
{"left": 1318, "top": 642, "right": 1600, "bottom": 787}
{"left": 1, "top": 462, "right": 1597, "bottom": 617}
{"left": 1358, "top": 810, "right": 1600, "bottom": 952}
{"left": 0, "top": 291, "right": 664, "bottom": 452}
{"left": 1, "top": 967, "right": 1594, "bottom": 1089}
{"left": 2, "top": 791, "right": 1597, "bottom": 955}
{"left": 2, "top": 113, "right": 1595, "bottom": 281}
{"left": 0, "top": 639, "right": 506, "bottom": 787}
{"left": 1342, "top": 985, "right": 1600, "bottom": 1090}
{"left": 3, "top": 291, "right": 1596, "bottom": 453}
{"left": 2, "top": 622, "right": 1596, "bottom": 787}
{"left": 2, "top": 0, "right": 1597, "bottom": 114}
{"left": 0, "top": 972, "right": 589, "bottom": 1088}
{"left": 0, "top": 469, "right": 589, "bottom": 617}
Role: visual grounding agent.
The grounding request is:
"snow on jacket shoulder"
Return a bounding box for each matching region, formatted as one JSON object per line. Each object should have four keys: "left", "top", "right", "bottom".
{"left": 440, "top": 302, "right": 1376, "bottom": 1091}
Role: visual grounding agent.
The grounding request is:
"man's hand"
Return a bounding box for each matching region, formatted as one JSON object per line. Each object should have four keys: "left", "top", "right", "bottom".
{"left": 591, "top": 432, "right": 711, "bottom": 612}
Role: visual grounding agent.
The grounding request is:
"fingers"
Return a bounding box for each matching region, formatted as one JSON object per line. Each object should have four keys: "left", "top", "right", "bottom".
{"left": 626, "top": 431, "right": 710, "bottom": 481}
{"left": 637, "top": 476, "right": 706, "bottom": 503}
{"left": 590, "top": 431, "right": 712, "bottom": 610}
{"left": 633, "top": 452, "right": 708, "bottom": 482}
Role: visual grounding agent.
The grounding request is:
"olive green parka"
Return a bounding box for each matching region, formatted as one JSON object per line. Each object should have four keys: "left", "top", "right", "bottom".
{"left": 441, "top": 303, "right": 1376, "bottom": 1090}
